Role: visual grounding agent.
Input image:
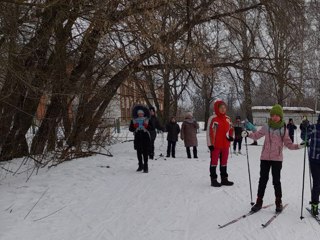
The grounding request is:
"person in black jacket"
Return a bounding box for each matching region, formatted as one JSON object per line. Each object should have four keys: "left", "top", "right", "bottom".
{"left": 166, "top": 117, "right": 180, "bottom": 158}
{"left": 300, "top": 116, "right": 311, "bottom": 143}
{"left": 149, "top": 106, "right": 164, "bottom": 159}
{"left": 129, "top": 109, "right": 154, "bottom": 173}
{"left": 287, "top": 118, "right": 297, "bottom": 143}
{"left": 233, "top": 116, "right": 244, "bottom": 154}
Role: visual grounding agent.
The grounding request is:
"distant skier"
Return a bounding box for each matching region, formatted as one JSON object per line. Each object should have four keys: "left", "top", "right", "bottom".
{"left": 148, "top": 106, "right": 164, "bottom": 159}
{"left": 242, "top": 104, "right": 303, "bottom": 213}
{"left": 181, "top": 112, "right": 199, "bottom": 159}
{"left": 287, "top": 118, "right": 297, "bottom": 143}
{"left": 207, "top": 100, "right": 234, "bottom": 187}
{"left": 129, "top": 107, "right": 153, "bottom": 173}
{"left": 233, "top": 116, "right": 245, "bottom": 155}
{"left": 301, "top": 114, "right": 320, "bottom": 216}
{"left": 165, "top": 117, "right": 180, "bottom": 158}
{"left": 300, "top": 116, "right": 311, "bottom": 143}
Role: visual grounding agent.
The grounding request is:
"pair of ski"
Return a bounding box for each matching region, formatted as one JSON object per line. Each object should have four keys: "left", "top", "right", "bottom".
{"left": 218, "top": 203, "right": 288, "bottom": 229}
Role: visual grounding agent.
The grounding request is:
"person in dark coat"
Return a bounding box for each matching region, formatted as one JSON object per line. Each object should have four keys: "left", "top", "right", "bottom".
{"left": 129, "top": 109, "right": 153, "bottom": 173}
{"left": 233, "top": 116, "right": 244, "bottom": 154}
{"left": 166, "top": 117, "right": 180, "bottom": 158}
{"left": 148, "top": 106, "right": 164, "bottom": 159}
{"left": 287, "top": 118, "right": 297, "bottom": 143}
{"left": 181, "top": 112, "right": 199, "bottom": 159}
{"left": 300, "top": 116, "right": 311, "bottom": 142}
{"left": 301, "top": 114, "right": 320, "bottom": 216}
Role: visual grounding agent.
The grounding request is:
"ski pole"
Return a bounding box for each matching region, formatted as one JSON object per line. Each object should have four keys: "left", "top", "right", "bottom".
{"left": 245, "top": 136, "right": 254, "bottom": 206}
{"left": 307, "top": 147, "right": 312, "bottom": 196}
{"left": 300, "top": 131, "right": 308, "bottom": 220}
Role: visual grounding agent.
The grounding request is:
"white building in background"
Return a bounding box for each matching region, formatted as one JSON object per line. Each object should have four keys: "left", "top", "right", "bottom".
{"left": 252, "top": 106, "right": 317, "bottom": 126}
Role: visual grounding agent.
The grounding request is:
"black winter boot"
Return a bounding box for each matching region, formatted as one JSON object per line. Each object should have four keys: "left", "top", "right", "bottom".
{"left": 221, "top": 177, "right": 234, "bottom": 186}
{"left": 220, "top": 166, "right": 234, "bottom": 186}
{"left": 137, "top": 156, "right": 143, "bottom": 171}
{"left": 275, "top": 197, "right": 283, "bottom": 213}
{"left": 193, "top": 147, "right": 198, "bottom": 159}
{"left": 210, "top": 166, "right": 221, "bottom": 187}
{"left": 186, "top": 147, "right": 191, "bottom": 159}
{"left": 143, "top": 163, "right": 149, "bottom": 173}
{"left": 211, "top": 178, "right": 222, "bottom": 187}
{"left": 251, "top": 197, "right": 263, "bottom": 212}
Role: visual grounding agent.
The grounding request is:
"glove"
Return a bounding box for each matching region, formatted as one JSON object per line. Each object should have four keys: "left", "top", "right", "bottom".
{"left": 226, "top": 136, "right": 234, "bottom": 142}
{"left": 143, "top": 123, "right": 148, "bottom": 129}
{"left": 299, "top": 141, "right": 309, "bottom": 149}
{"left": 134, "top": 123, "right": 139, "bottom": 129}
{"left": 241, "top": 131, "right": 249, "bottom": 138}
{"left": 208, "top": 145, "right": 214, "bottom": 151}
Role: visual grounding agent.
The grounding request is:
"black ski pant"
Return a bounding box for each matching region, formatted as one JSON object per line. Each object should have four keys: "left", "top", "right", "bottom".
{"left": 167, "top": 141, "right": 176, "bottom": 157}
{"left": 137, "top": 149, "right": 148, "bottom": 167}
{"left": 186, "top": 146, "right": 197, "bottom": 158}
{"left": 233, "top": 137, "right": 243, "bottom": 151}
{"left": 257, "top": 160, "right": 282, "bottom": 199}
{"left": 310, "top": 161, "right": 320, "bottom": 204}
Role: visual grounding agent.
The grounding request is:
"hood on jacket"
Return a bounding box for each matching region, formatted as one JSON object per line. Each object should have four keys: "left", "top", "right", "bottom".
{"left": 214, "top": 100, "right": 227, "bottom": 117}
{"left": 185, "top": 112, "right": 193, "bottom": 119}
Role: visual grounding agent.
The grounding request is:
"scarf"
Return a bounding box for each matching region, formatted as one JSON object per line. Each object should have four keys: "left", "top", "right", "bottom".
{"left": 268, "top": 118, "right": 285, "bottom": 129}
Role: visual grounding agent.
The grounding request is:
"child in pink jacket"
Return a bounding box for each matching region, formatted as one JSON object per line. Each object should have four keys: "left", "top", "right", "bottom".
{"left": 242, "top": 104, "right": 303, "bottom": 213}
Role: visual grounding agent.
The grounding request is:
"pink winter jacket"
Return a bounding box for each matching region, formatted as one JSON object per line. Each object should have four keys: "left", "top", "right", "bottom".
{"left": 248, "top": 124, "right": 300, "bottom": 161}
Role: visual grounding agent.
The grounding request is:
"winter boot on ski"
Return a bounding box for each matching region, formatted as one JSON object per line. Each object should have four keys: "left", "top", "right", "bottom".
{"left": 220, "top": 166, "right": 234, "bottom": 186}
{"left": 251, "top": 197, "right": 263, "bottom": 212}
{"left": 275, "top": 197, "right": 283, "bottom": 213}
{"left": 210, "top": 166, "right": 221, "bottom": 187}
{"left": 311, "top": 203, "right": 319, "bottom": 216}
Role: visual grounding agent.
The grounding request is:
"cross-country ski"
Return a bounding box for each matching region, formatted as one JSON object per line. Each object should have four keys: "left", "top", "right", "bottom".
{"left": 306, "top": 208, "right": 320, "bottom": 225}
{"left": 261, "top": 204, "right": 289, "bottom": 228}
{"left": 218, "top": 204, "right": 273, "bottom": 229}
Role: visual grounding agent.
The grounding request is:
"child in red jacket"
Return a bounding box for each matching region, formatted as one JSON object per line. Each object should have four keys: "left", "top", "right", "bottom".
{"left": 206, "top": 100, "right": 234, "bottom": 187}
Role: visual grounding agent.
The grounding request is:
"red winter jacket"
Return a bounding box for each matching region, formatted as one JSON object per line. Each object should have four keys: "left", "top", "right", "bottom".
{"left": 206, "top": 100, "right": 233, "bottom": 149}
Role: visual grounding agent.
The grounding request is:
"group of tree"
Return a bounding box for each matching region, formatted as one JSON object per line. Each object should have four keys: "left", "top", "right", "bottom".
{"left": 0, "top": 0, "right": 318, "bottom": 162}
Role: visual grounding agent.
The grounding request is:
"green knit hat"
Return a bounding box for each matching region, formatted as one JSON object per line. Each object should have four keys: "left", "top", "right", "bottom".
{"left": 270, "top": 104, "right": 284, "bottom": 119}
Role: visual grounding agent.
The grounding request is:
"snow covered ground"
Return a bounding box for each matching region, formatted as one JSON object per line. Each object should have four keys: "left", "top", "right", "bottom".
{"left": 1, "top": 129, "right": 320, "bottom": 240}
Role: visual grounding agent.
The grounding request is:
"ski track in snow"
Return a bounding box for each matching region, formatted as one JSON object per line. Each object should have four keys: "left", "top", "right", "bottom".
{"left": 0, "top": 130, "right": 319, "bottom": 240}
